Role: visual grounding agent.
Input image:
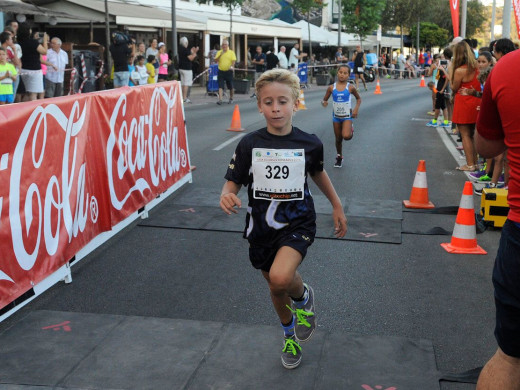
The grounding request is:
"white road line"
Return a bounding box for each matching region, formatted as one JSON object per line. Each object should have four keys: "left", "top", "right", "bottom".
{"left": 213, "top": 133, "right": 246, "bottom": 151}
{"left": 436, "top": 126, "right": 474, "bottom": 180}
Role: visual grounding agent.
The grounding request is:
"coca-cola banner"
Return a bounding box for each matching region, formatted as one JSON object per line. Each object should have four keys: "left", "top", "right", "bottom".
{"left": 0, "top": 82, "right": 191, "bottom": 310}
{"left": 514, "top": 0, "right": 520, "bottom": 40}
{"left": 451, "top": 0, "right": 460, "bottom": 38}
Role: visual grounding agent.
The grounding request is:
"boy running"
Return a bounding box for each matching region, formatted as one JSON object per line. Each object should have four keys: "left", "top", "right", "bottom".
{"left": 321, "top": 64, "right": 362, "bottom": 168}
{"left": 220, "top": 69, "right": 347, "bottom": 369}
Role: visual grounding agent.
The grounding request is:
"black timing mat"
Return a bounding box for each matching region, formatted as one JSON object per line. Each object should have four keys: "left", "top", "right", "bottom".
{"left": 0, "top": 310, "right": 445, "bottom": 389}
{"left": 139, "top": 203, "right": 403, "bottom": 244}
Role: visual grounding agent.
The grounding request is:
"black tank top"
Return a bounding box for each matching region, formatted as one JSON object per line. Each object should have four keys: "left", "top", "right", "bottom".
{"left": 354, "top": 52, "right": 364, "bottom": 68}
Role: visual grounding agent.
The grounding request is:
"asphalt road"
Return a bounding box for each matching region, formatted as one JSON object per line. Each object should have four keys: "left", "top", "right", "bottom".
{"left": 1, "top": 78, "right": 502, "bottom": 390}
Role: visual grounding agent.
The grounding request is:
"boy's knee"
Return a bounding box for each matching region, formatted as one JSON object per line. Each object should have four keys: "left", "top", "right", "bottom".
{"left": 268, "top": 273, "right": 293, "bottom": 294}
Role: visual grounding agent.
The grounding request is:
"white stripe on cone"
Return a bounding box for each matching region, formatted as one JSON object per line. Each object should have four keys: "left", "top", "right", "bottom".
{"left": 452, "top": 223, "right": 477, "bottom": 240}
{"left": 412, "top": 171, "right": 428, "bottom": 189}
{"left": 459, "top": 194, "right": 474, "bottom": 210}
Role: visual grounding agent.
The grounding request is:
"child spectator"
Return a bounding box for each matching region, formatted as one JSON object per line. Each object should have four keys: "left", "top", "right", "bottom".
{"left": 146, "top": 55, "right": 156, "bottom": 84}
{"left": 220, "top": 69, "right": 347, "bottom": 370}
{"left": 426, "top": 59, "right": 449, "bottom": 128}
{"left": 0, "top": 47, "right": 18, "bottom": 104}
{"left": 135, "top": 55, "right": 148, "bottom": 85}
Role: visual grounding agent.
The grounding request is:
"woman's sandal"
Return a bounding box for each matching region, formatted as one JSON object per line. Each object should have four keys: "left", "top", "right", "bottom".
{"left": 456, "top": 165, "right": 477, "bottom": 172}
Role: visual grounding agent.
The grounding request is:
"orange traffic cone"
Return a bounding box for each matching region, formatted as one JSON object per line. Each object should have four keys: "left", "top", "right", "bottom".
{"left": 441, "top": 182, "right": 487, "bottom": 254}
{"left": 298, "top": 89, "right": 307, "bottom": 110}
{"left": 419, "top": 75, "right": 426, "bottom": 87}
{"left": 403, "top": 160, "right": 435, "bottom": 209}
{"left": 227, "top": 104, "right": 246, "bottom": 132}
{"left": 374, "top": 79, "right": 382, "bottom": 94}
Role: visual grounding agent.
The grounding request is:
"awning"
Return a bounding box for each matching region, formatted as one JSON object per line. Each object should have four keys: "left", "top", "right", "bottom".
{"left": 0, "top": 0, "right": 99, "bottom": 20}
{"left": 292, "top": 20, "right": 358, "bottom": 46}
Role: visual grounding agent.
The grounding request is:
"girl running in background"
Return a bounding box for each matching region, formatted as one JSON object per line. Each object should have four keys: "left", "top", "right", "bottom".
{"left": 321, "top": 64, "right": 362, "bottom": 168}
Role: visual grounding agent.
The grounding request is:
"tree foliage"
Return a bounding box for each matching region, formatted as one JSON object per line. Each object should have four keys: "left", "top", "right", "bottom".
{"left": 292, "top": 0, "right": 325, "bottom": 61}
{"left": 410, "top": 22, "right": 449, "bottom": 49}
{"left": 197, "top": 0, "right": 244, "bottom": 40}
{"left": 341, "top": 0, "right": 386, "bottom": 41}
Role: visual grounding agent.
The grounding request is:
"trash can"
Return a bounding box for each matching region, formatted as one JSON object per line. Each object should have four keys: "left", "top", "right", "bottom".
{"left": 207, "top": 64, "right": 219, "bottom": 95}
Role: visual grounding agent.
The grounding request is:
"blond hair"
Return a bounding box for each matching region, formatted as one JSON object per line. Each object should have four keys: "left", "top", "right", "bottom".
{"left": 255, "top": 69, "right": 300, "bottom": 102}
{"left": 450, "top": 41, "right": 478, "bottom": 80}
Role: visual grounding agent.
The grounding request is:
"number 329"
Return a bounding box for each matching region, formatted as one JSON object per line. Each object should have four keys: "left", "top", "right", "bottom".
{"left": 265, "top": 165, "right": 289, "bottom": 179}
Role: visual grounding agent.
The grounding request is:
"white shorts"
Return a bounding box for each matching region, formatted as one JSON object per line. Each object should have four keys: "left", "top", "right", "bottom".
{"left": 179, "top": 69, "right": 193, "bottom": 87}
{"left": 21, "top": 69, "right": 44, "bottom": 93}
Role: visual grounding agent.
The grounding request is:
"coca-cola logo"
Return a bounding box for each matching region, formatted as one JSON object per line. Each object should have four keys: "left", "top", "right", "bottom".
{"left": 107, "top": 85, "right": 187, "bottom": 210}
{"left": 8, "top": 101, "right": 91, "bottom": 272}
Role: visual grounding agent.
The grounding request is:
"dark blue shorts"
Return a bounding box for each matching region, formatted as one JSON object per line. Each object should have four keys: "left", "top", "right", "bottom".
{"left": 493, "top": 219, "right": 520, "bottom": 357}
{"left": 248, "top": 223, "right": 316, "bottom": 272}
{"left": 217, "top": 70, "right": 233, "bottom": 90}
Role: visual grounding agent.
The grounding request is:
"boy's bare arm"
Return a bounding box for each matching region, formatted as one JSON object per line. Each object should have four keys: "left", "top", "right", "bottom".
{"left": 220, "top": 181, "right": 242, "bottom": 214}
{"left": 310, "top": 170, "right": 347, "bottom": 238}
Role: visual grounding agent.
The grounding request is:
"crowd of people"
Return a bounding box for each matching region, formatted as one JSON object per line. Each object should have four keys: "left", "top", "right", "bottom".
{"left": 1, "top": 20, "right": 71, "bottom": 105}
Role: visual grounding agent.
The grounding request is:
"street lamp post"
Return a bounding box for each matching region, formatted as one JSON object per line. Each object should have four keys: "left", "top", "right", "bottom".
{"left": 171, "top": 0, "right": 178, "bottom": 59}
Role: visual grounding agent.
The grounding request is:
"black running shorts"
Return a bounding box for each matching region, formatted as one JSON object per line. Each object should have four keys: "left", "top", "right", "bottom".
{"left": 248, "top": 223, "right": 316, "bottom": 272}
{"left": 493, "top": 219, "right": 520, "bottom": 357}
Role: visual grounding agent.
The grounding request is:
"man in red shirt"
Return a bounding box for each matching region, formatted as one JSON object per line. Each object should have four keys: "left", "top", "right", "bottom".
{"left": 475, "top": 49, "right": 520, "bottom": 389}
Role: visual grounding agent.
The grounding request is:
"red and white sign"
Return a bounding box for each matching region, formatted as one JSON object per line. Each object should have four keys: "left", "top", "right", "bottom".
{"left": 451, "top": 0, "right": 460, "bottom": 38}
{"left": 514, "top": 0, "right": 520, "bottom": 40}
{"left": 0, "top": 82, "right": 191, "bottom": 310}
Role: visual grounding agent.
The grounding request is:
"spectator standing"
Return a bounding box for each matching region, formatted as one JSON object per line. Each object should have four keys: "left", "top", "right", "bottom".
{"left": 451, "top": 41, "right": 480, "bottom": 172}
{"left": 136, "top": 42, "right": 146, "bottom": 59}
{"left": 3, "top": 26, "right": 22, "bottom": 101}
{"left": 207, "top": 43, "right": 219, "bottom": 65}
{"left": 474, "top": 48, "right": 520, "bottom": 390}
{"left": 352, "top": 46, "right": 367, "bottom": 91}
{"left": 178, "top": 36, "right": 199, "bottom": 103}
{"left": 146, "top": 39, "right": 159, "bottom": 82}
{"left": 109, "top": 32, "right": 134, "bottom": 88}
{"left": 17, "top": 23, "right": 47, "bottom": 101}
{"left": 265, "top": 47, "right": 279, "bottom": 70}
{"left": 145, "top": 54, "right": 156, "bottom": 84}
{"left": 44, "top": 37, "right": 68, "bottom": 98}
{"left": 157, "top": 42, "right": 171, "bottom": 82}
{"left": 134, "top": 55, "right": 148, "bottom": 85}
{"left": 277, "top": 46, "right": 288, "bottom": 69}
{"left": 288, "top": 43, "right": 307, "bottom": 69}
{"left": 0, "top": 47, "right": 18, "bottom": 104}
{"left": 215, "top": 40, "right": 236, "bottom": 105}
{"left": 0, "top": 31, "right": 20, "bottom": 70}
{"left": 335, "top": 47, "right": 346, "bottom": 63}
{"left": 251, "top": 45, "right": 266, "bottom": 98}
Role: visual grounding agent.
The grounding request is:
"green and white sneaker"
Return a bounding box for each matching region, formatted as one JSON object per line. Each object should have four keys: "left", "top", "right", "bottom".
{"left": 281, "top": 335, "right": 302, "bottom": 369}
{"left": 290, "top": 283, "right": 316, "bottom": 343}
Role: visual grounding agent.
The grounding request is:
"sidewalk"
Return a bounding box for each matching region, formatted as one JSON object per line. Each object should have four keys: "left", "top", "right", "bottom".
{"left": 183, "top": 82, "right": 329, "bottom": 107}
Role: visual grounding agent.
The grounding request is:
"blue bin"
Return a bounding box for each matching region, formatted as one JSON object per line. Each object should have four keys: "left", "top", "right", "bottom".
{"left": 207, "top": 64, "right": 219, "bottom": 93}
{"left": 347, "top": 61, "right": 355, "bottom": 80}
{"left": 298, "top": 63, "right": 308, "bottom": 84}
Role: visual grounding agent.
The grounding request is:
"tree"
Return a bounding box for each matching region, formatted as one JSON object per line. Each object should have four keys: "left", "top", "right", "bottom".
{"left": 342, "top": 0, "right": 386, "bottom": 45}
{"left": 410, "top": 22, "right": 449, "bottom": 49}
{"left": 423, "top": 0, "right": 485, "bottom": 39}
{"left": 198, "top": 0, "right": 244, "bottom": 43}
{"left": 292, "top": 0, "right": 325, "bottom": 64}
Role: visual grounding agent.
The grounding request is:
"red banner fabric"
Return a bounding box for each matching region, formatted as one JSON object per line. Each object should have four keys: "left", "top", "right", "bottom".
{"left": 0, "top": 82, "right": 191, "bottom": 310}
{"left": 514, "top": 0, "right": 520, "bottom": 40}
{"left": 451, "top": 0, "right": 460, "bottom": 38}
